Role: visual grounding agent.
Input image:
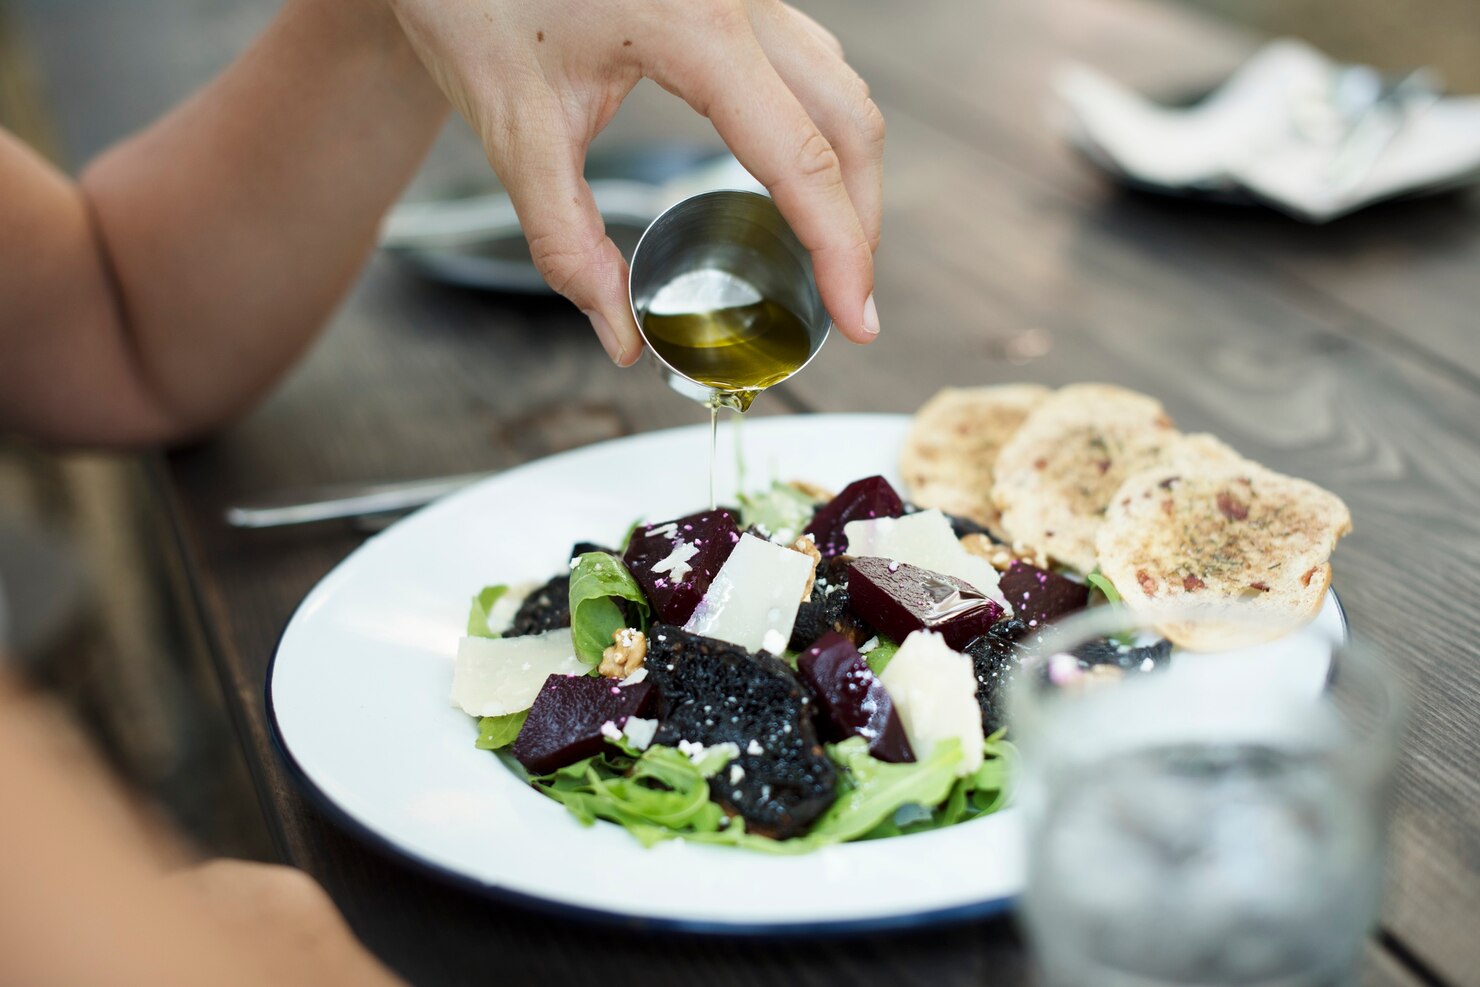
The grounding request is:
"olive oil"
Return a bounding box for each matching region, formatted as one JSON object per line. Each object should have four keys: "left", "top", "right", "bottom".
{"left": 640, "top": 299, "right": 813, "bottom": 412}
{"left": 642, "top": 298, "right": 812, "bottom": 508}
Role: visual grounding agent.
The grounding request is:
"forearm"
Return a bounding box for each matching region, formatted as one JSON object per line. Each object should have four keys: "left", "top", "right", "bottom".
{"left": 4, "top": 0, "right": 447, "bottom": 446}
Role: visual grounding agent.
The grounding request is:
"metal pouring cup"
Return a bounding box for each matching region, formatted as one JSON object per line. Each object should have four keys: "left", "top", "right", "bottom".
{"left": 628, "top": 189, "right": 831, "bottom": 405}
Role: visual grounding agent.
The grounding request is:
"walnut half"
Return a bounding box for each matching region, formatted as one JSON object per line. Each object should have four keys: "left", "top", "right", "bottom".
{"left": 600, "top": 627, "right": 647, "bottom": 679}
{"left": 788, "top": 534, "right": 822, "bottom": 600}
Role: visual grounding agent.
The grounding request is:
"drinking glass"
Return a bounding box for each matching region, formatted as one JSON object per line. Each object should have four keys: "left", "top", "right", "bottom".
{"left": 1011, "top": 603, "right": 1404, "bottom": 987}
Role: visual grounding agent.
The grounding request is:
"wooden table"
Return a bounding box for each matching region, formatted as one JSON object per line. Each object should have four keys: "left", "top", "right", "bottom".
{"left": 13, "top": 0, "right": 1480, "bottom": 983}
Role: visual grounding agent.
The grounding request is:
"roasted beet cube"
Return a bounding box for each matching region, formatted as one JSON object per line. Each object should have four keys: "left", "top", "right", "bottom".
{"left": 507, "top": 574, "right": 571, "bottom": 637}
{"left": 511, "top": 674, "right": 655, "bottom": 774}
{"left": 804, "top": 476, "right": 905, "bottom": 558}
{"left": 998, "top": 562, "right": 1089, "bottom": 631}
{"left": 788, "top": 556, "right": 874, "bottom": 651}
{"left": 798, "top": 632, "right": 913, "bottom": 762}
{"left": 846, "top": 557, "right": 1003, "bottom": 651}
{"left": 645, "top": 625, "right": 836, "bottom": 839}
{"left": 622, "top": 509, "right": 741, "bottom": 625}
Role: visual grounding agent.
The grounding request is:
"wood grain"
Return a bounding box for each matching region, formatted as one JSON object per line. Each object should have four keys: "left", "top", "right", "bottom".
{"left": 798, "top": 0, "right": 1480, "bottom": 385}
{"left": 8, "top": 0, "right": 1472, "bottom": 983}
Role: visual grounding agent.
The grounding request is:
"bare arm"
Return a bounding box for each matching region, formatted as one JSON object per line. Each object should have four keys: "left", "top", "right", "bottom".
{"left": 0, "top": 0, "right": 447, "bottom": 446}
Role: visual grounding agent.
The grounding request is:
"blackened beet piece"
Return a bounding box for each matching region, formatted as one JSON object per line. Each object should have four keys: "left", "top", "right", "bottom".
{"left": 511, "top": 675, "right": 655, "bottom": 774}
{"left": 797, "top": 632, "right": 913, "bottom": 762}
{"left": 998, "top": 562, "right": 1089, "bottom": 631}
{"left": 1073, "top": 637, "right": 1173, "bottom": 673}
{"left": 847, "top": 557, "right": 1004, "bottom": 651}
{"left": 622, "top": 510, "right": 741, "bottom": 625}
{"left": 804, "top": 476, "right": 905, "bottom": 558}
{"left": 571, "top": 541, "right": 616, "bottom": 560}
{"left": 507, "top": 574, "right": 571, "bottom": 637}
{"left": 789, "top": 556, "right": 874, "bottom": 651}
{"left": 645, "top": 625, "right": 836, "bottom": 839}
{"left": 964, "top": 628, "right": 1023, "bottom": 734}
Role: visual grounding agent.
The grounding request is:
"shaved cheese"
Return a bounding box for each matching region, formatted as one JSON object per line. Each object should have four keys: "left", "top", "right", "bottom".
{"left": 844, "top": 510, "right": 1011, "bottom": 614}
{"left": 880, "top": 630, "right": 984, "bottom": 776}
{"left": 450, "top": 628, "right": 585, "bottom": 717}
{"left": 683, "top": 534, "right": 811, "bottom": 653}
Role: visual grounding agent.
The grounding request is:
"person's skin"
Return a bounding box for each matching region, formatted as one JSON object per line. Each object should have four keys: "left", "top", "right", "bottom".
{"left": 387, "top": 0, "right": 886, "bottom": 366}
{"left": 0, "top": 0, "right": 449, "bottom": 446}
{"left": 0, "top": 669, "right": 406, "bottom": 986}
{"left": 0, "top": 0, "right": 883, "bottom": 980}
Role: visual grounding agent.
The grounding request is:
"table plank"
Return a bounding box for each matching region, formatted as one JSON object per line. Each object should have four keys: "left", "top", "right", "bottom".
{"left": 776, "top": 99, "right": 1480, "bottom": 985}
{"left": 8, "top": 0, "right": 1467, "bottom": 984}
{"left": 798, "top": 0, "right": 1480, "bottom": 384}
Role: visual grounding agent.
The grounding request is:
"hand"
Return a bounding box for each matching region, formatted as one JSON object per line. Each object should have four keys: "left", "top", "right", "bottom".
{"left": 385, "top": 0, "right": 884, "bottom": 365}
{"left": 171, "top": 860, "right": 406, "bottom": 987}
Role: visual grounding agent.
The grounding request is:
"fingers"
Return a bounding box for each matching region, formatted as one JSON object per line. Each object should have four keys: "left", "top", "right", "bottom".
{"left": 755, "top": 5, "right": 885, "bottom": 254}
{"left": 485, "top": 106, "right": 643, "bottom": 366}
{"left": 779, "top": 3, "right": 845, "bottom": 60}
{"left": 667, "top": 35, "right": 878, "bottom": 344}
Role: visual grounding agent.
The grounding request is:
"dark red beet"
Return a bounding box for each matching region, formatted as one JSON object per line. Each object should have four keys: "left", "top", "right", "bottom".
{"left": 803, "top": 476, "right": 905, "bottom": 558}
{"left": 846, "top": 557, "right": 1004, "bottom": 651}
{"left": 622, "top": 509, "right": 741, "bottom": 624}
{"left": 998, "top": 561, "right": 1089, "bottom": 631}
{"left": 511, "top": 675, "right": 655, "bottom": 774}
{"left": 797, "top": 631, "right": 914, "bottom": 763}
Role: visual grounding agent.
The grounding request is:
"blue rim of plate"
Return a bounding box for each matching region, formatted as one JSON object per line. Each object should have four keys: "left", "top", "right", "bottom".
{"left": 264, "top": 599, "right": 1019, "bottom": 938}
{"left": 262, "top": 428, "right": 1351, "bottom": 936}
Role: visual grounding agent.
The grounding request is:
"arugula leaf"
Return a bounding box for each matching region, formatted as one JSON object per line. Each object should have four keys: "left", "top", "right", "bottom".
{"left": 737, "top": 481, "right": 820, "bottom": 540}
{"left": 1085, "top": 569, "right": 1136, "bottom": 646}
{"left": 618, "top": 516, "right": 644, "bottom": 554}
{"left": 863, "top": 636, "right": 900, "bottom": 675}
{"left": 568, "top": 552, "right": 650, "bottom": 665}
{"left": 523, "top": 732, "right": 1017, "bottom": 854}
{"left": 1085, "top": 569, "right": 1121, "bottom": 604}
{"left": 474, "top": 710, "right": 528, "bottom": 750}
{"left": 466, "top": 585, "right": 509, "bottom": 638}
{"left": 806, "top": 737, "right": 963, "bottom": 843}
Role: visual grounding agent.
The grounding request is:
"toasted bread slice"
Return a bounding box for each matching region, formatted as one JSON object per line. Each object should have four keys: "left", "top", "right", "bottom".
{"left": 900, "top": 385, "right": 1051, "bottom": 533}
{"left": 1096, "top": 457, "right": 1351, "bottom": 650}
{"left": 991, "top": 383, "right": 1179, "bottom": 573}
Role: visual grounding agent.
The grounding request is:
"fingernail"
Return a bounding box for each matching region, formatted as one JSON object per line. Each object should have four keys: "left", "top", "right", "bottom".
{"left": 861, "top": 293, "right": 880, "bottom": 337}
{"left": 585, "top": 310, "right": 625, "bottom": 365}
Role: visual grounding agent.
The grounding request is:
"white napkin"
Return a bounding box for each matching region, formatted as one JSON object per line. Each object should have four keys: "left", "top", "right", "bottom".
{"left": 1056, "top": 39, "right": 1480, "bottom": 222}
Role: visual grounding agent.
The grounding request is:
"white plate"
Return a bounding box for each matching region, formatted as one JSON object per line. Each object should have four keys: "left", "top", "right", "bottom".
{"left": 268, "top": 413, "right": 1346, "bottom": 933}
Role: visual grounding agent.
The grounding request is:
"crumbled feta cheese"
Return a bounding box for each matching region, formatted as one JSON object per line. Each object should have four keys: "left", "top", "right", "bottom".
{"left": 729, "top": 764, "right": 745, "bottom": 785}
{"left": 746, "top": 738, "right": 764, "bottom": 756}
{"left": 619, "top": 666, "right": 648, "bottom": 686}
{"left": 622, "top": 716, "right": 658, "bottom": 750}
{"left": 647, "top": 522, "right": 678, "bottom": 539}
{"left": 677, "top": 738, "right": 707, "bottom": 761}
{"left": 652, "top": 539, "right": 700, "bottom": 583}
{"left": 761, "top": 628, "right": 787, "bottom": 654}
{"left": 599, "top": 720, "right": 622, "bottom": 742}
{"left": 858, "top": 636, "right": 880, "bottom": 654}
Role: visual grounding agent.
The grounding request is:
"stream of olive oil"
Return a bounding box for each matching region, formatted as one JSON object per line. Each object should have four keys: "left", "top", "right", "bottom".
{"left": 641, "top": 298, "right": 811, "bottom": 509}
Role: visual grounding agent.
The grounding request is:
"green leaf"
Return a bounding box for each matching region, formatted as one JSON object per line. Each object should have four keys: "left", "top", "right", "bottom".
{"left": 805, "top": 737, "right": 964, "bottom": 843}
{"left": 1085, "top": 569, "right": 1121, "bottom": 605}
{"left": 863, "top": 636, "right": 900, "bottom": 675}
{"left": 737, "top": 481, "right": 820, "bottom": 541}
{"left": 522, "top": 732, "right": 1017, "bottom": 854}
{"left": 466, "top": 585, "right": 509, "bottom": 638}
{"left": 618, "top": 516, "right": 644, "bottom": 554}
{"left": 1086, "top": 569, "right": 1136, "bottom": 645}
{"left": 474, "top": 709, "right": 528, "bottom": 750}
{"left": 567, "top": 552, "right": 650, "bottom": 665}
